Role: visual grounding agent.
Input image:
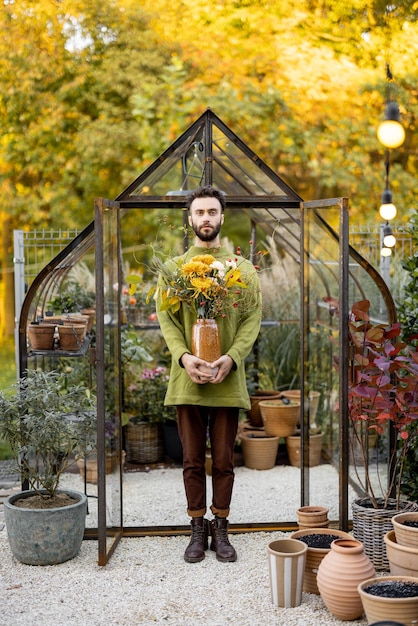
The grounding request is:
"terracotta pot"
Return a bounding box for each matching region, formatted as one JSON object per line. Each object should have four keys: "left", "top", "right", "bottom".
{"left": 317, "top": 538, "right": 376, "bottom": 620}
{"left": 241, "top": 430, "right": 279, "bottom": 470}
{"left": 286, "top": 432, "right": 323, "bottom": 468}
{"left": 384, "top": 530, "right": 418, "bottom": 577}
{"left": 297, "top": 505, "right": 329, "bottom": 530}
{"left": 57, "top": 324, "right": 86, "bottom": 351}
{"left": 281, "top": 389, "right": 321, "bottom": 428}
{"left": 358, "top": 576, "right": 418, "bottom": 626}
{"left": 392, "top": 512, "right": 418, "bottom": 548}
{"left": 191, "top": 318, "right": 221, "bottom": 378}
{"left": 81, "top": 308, "right": 96, "bottom": 332}
{"left": 290, "top": 527, "right": 352, "bottom": 594}
{"left": 352, "top": 497, "right": 418, "bottom": 571}
{"left": 259, "top": 399, "right": 300, "bottom": 437}
{"left": 246, "top": 391, "right": 282, "bottom": 428}
{"left": 28, "top": 323, "right": 55, "bottom": 351}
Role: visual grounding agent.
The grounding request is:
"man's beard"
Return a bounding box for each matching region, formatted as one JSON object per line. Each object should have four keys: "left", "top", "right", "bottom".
{"left": 191, "top": 220, "right": 222, "bottom": 242}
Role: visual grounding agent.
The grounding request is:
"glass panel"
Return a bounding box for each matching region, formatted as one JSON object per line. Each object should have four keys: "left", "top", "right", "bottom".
{"left": 116, "top": 205, "right": 346, "bottom": 526}
{"left": 120, "top": 111, "right": 300, "bottom": 200}
{"left": 211, "top": 129, "right": 289, "bottom": 196}
{"left": 127, "top": 128, "right": 205, "bottom": 197}
{"left": 302, "top": 203, "right": 345, "bottom": 522}
{"left": 303, "top": 201, "right": 393, "bottom": 527}
{"left": 96, "top": 199, "right": 123, "bottom": 561}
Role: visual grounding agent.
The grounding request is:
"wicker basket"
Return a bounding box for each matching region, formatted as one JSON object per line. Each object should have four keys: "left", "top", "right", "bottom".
{"left": 352, "top": 497, "right": 418, "bottom": 571}
{"left": 259, "top": 399, "right": 300, "bottom": 437}
{"left": 125, "top": 421, "right": 164, "bottom": 464}
{"left": 241, "top": 430, "right": 279, "bottom": 470}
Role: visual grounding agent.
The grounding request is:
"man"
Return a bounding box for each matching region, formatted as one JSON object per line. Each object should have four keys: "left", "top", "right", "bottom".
{"left": 157, "top": 185, "right": 261, "bottom": 563}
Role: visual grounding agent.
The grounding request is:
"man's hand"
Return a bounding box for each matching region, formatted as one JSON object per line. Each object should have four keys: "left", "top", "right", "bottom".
{"left": 180, "top": 353, "right": 219, "bottom": 384}
{"left": 209, "top": 355, "right": 234, "bottom": 384}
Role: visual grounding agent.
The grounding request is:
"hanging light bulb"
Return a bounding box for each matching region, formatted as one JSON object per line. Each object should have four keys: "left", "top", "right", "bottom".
{"left": 379, "top": 189, "right": 397, "bottom": 220}
{"left": 383, "top": 222, "right": 396, "bottom": 247}
{"left": 377, "top": 101, "right": 406, "bottom": 148}
{"left": 381, "top": 246, "right": 392, "bottom": 257}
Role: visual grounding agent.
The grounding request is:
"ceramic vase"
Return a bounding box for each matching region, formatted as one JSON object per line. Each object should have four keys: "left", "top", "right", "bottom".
{"left": 358, "top": 576, "right": 418, "bottom": 626}
{"left": 316, "top": 538, "right": 376, "bottom": 620}
{"left": 267, "top": 538, "right": 307, "bottom": 608}
{"left": 290, "top": 527, "right": 352, "bottom": 594}
{"left": 191, "top": 318, "right": 221, "bottom": 378}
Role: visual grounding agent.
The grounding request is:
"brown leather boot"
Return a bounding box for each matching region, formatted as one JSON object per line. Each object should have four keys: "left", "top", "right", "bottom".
{"left": 184, "top": 517, "right": 209, "bottom": 563}
{"left": 210, "top": 516, "right": 237, "bottom": 562}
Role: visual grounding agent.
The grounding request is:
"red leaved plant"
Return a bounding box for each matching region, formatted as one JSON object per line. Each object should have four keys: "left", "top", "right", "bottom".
{"left": 347, "top": 299, "right": 418, "bottom": 509}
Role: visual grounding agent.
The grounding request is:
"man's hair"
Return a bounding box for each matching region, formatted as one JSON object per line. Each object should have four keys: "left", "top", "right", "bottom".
{"left": 185, "top": 185, "right": 226, "bottom": 212}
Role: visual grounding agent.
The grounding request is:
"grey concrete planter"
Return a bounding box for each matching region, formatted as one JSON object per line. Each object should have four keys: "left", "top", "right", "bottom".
{"left": 4, "top": 489, "right": 87, "bottom": 565}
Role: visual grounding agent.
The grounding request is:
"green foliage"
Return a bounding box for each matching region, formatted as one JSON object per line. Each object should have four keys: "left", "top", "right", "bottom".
{"left": 400, "top": 422, "right": 418, "bottom": 503}
{"left": 0, "top": 338, "right": 16, "bottom": 391}
{"left": 397, "top": 209, "right": 418, "bottom": 346}
{"left": 124, "top": 366, "right": 176, "bottom": 424}
{"left": 47, "top": 281, "right": 95, "bottom": 314}
{"left": 0, "top": 369, "right": 97, "bottom": 498}
{"left": 0, "top": 0, "right": 417, "bottom": 236}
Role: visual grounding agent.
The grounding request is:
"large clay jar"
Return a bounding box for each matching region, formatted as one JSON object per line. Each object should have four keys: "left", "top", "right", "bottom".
{"left": 290, "top": 527, "right": 352, "bottom": 595}
{"left": 316, "top": 538, "right": 376, "bottom": 620}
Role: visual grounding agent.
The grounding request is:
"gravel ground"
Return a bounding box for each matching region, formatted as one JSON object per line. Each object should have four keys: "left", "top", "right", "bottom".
{"left": 0, "top": 464, "right": 370, "bottom": 626}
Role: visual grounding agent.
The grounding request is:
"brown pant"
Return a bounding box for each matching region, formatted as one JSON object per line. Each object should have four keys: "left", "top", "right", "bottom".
{"left": 177, "top": 405, "right": 239, "bottom": 519}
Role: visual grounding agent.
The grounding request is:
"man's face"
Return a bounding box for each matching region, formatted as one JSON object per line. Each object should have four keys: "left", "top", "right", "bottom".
{"left": 188, "top": 197, "right": 224, "bottom": 242}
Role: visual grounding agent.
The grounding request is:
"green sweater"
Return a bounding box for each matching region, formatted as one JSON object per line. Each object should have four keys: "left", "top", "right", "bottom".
{"left": 157, "top": 245, "right": 262, "bottom": 410}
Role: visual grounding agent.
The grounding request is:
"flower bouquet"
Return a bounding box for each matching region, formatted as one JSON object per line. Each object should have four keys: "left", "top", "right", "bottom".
{"left": 154, "top": 253, "right": 247, "bottom": 319}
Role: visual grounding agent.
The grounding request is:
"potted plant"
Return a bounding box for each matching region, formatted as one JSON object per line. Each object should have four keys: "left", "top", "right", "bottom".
{"left": 0, "top": 368, "right": 96, "bottom": 565}
{"left": 334, "top": 298, "right": 418, "bottom": 570}
{"left": 47, "top": 279, "right": 95, "bottom": 315}
{"left": 123, "top": 365, "right": 175, "bottom": 464}
{"left": 358, "top": 576, "right": 418, "bottom": 625}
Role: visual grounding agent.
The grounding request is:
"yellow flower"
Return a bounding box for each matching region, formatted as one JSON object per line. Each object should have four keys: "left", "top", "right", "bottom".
{"left": 190, "top": 276, "right": 214, "bottom": 294}
{"left": 182, "top": 260, "right": 211, "bottom": 277}
{"left": 225, "top": 268, "right": 247, "bottom": 288}
{"left": 156, "top": 253, "right": 250, "bottom": 319}
{"left": 192, "top": 254, "right": 216, "bottom": 265}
